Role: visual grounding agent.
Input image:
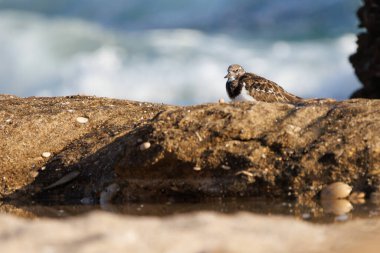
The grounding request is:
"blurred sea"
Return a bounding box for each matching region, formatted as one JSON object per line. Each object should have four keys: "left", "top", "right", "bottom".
{"left": 0, "top": 0, "right": 361, "bottom": 105}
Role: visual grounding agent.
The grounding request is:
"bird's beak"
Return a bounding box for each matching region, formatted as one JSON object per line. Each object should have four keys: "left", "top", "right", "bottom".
{"left": 224, "top": 73, "right": 230, "bottom": 79}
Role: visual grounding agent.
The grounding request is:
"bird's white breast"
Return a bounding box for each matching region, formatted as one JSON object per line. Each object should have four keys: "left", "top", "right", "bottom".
{"left": 232, "top": 83, "right": 256, "bottom": 102}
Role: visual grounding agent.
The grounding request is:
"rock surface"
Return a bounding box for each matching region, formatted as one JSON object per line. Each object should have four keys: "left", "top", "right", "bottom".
{"left": 0, "top": 211, "right": 379, "bottom": 253}
{"left": 116, "top": 99, "right": 380, "bottom": 201}
{"left": 0, "top": 95, "right": 170, "bottom": 201}
{"left": 350, "top": 0, "right": 380, "bottom": 98}
{"left": 1, "top": 95, "right": 380, "bottom": 203}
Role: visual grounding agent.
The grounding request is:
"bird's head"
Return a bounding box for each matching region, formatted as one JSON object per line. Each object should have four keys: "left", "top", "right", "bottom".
{"left": 224, "top": 64, "right": 245, "bottom": 81}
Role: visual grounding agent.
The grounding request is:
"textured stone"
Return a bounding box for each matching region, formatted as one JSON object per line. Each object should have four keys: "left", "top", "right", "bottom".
{"left": 1, "top": 96, "right": 379, "bottom": 203}
{"left": 116, "top": 99, "right": 380, "bottom": 201}
{"left": 0, "top": 95, "right": 170, "bottom": 201}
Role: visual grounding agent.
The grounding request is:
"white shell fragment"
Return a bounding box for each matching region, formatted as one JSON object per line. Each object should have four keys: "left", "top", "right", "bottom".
{"left": 321, "top": 182, "right": 352, "bottom": 200}
{"left": 44, "top": 171, "right": 80, "bottom": 190}
{"left": 218, "top": 98, "right": 225, "bottom": 103}
{"left": 30, "top": 171, "right": 39, "bottom": 178}
{"left": 195, "top": 131, "right": 203, "bottom": 142}
{"left": 41, "top": 152, "right": 51, "bottom": 158}
{"left": 139, "top": 142, "right": 151, "bottom": 151}
{"left": 76, "top": 116, "right": 89, "bottom": 124}
{"left": 221, "top": 165, "right": 231, "bottom": 170}
{"left": 100, "top": 183, "right": 120, "bottom": 206}
{"left": 193, "top": 166, "right": 202, "bottom": 171}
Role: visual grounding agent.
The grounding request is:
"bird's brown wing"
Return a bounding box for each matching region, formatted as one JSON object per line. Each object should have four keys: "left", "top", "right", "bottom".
{"left": 240, "top": 73, "right": 301, "bottom": 103}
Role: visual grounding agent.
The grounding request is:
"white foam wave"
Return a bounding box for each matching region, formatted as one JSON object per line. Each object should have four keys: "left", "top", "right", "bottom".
{"left": 0, "top": 11, "right": 361, "bottom": 105}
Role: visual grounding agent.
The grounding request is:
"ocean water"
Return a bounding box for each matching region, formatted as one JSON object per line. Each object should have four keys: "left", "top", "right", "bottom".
{"left": 0, "top": 1, "right": 361, "bottom": 105}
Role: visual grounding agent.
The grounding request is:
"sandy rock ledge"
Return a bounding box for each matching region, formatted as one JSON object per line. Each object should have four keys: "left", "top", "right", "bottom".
{"left": 0, "top": 95, "right": 379, "bottom": 203}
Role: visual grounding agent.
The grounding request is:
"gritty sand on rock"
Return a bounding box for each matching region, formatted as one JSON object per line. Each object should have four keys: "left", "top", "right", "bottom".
{"left": 116, "top": 99, "right": 380, "bottom": 202}
{"left": 0, "top": 95, "right": 171, "bottom": 201}
{"left": 0, "top": 95, "right": 379, "bottom": 204}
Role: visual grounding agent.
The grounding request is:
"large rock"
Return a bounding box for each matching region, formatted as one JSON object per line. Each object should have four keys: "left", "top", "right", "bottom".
{"left": 350, "top": 0, "right": 380, "bottom": 98}
{"left": 1, "top": 95, "right": 379, "bottom": 203}
{"left": 0, "top": 95, "right": 170, "bottom": 201}
{"left": 116, "top": 99, "right": 380, "bottom": 201}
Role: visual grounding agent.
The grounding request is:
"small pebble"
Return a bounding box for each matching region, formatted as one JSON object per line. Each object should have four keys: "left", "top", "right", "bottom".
{"left": 221, "top": 165, "right": 231, "bottom": 170}
{"left": 321, "top": 182, "right": 352, "bottom": 199}
{"left": 335, "top": 214, "right": 350, "bottom": 222}
{"left": 218, "top": 98, "right": 225, "bottom": 103}
{"left": 42, "top": 152, "right": 51, "bottom": 158}
{"left": 81, "top": 197, "right": 95, "bottom": 205}
{"left": 139, "top": 142, "right": 151, "bottom": 151}
{"left": 349, "top": 191, "right": 365, "bottom": 199}
{"left": 100, "top": 183, "right": 120, "bottom": 205}
{"left": 349, "top": 191, "right": 366, "bottom": 204}
{"left": 193, "top": 166, "right": 202, "bottom": 171}
{"left": 30, "top": 171, "right": 39, "bottom": 178}
{"left": 76, "top": 116, "right": 89, "bottom": 124}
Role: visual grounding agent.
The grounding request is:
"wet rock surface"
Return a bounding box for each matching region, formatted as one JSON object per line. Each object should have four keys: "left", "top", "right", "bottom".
{"left": 350, "top": 0, "right": 380, "bottom": 98}
{"left": 0, "top": 95, "right": 380, "bottom": 203}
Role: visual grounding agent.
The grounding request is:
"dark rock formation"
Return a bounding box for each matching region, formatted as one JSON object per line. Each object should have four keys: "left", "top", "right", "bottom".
{"left": 350, "top": 0, "right": 380, "bottom": 98}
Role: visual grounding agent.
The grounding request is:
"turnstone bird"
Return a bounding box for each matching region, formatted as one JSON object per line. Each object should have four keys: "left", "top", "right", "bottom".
{"left": 225, "top": 64, "right": 302, "bottom": 103}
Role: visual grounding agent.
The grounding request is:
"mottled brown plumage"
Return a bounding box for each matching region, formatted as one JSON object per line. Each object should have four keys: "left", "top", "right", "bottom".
{"left": 225, "top": 64, "right": 302, "bottom": 103}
